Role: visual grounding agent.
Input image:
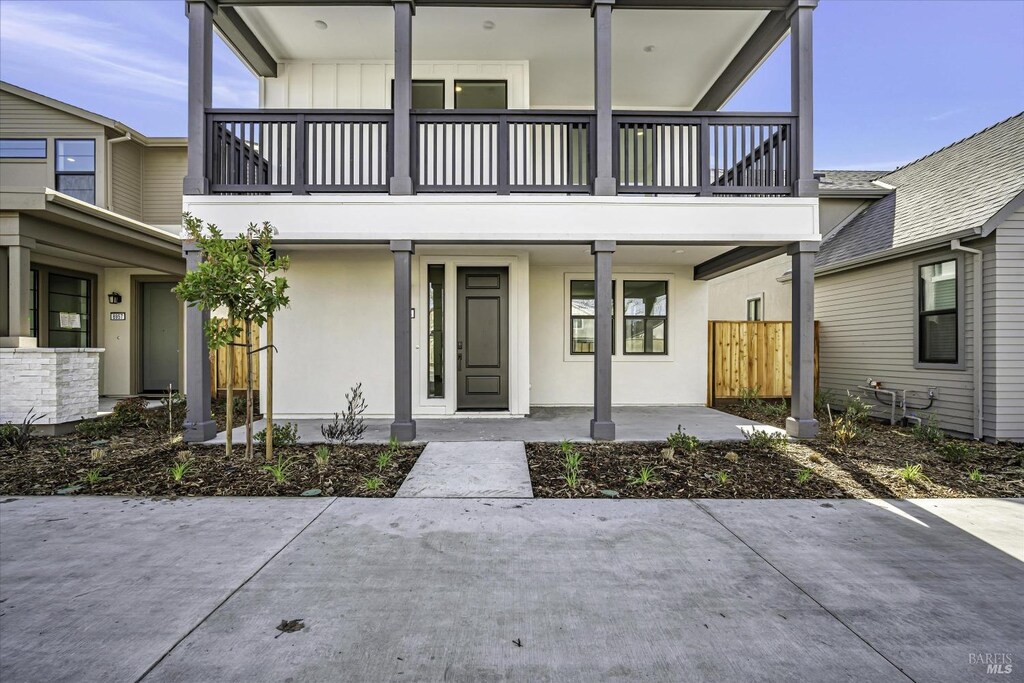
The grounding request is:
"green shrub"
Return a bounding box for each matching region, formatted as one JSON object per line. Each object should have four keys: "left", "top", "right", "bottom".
{"left": 938, "top": 440, "right": 972, "bottom": 463}
{"left": 738, "top": 386, "right": 761, "bottom": 411}
{"left": 0, "top": 411, "right": 43, "bottom": 451}
{"left": 666, "top": 425, "right": 700, "bottom": 454}
{"left": 912, "top": 415, "right": 945, "bottom": 444}
{"left": 743, "top": 428, "right": 788, "bottom": 454}
{"left": 830, "top": 416, "right": 859, "bottom": 449}
{"left": 814, "top": 389, "right": 836, "bottom": 417}
{"left": 255, "top": 422, "right": 300, "bottom": 448}
{"left": 76, "top": 417, "right": 117, "bottom": 440}
{"left": 761, "top": 400, "right": 789, "bottom": 421}
{"left": 844, "top": 396, "right": 872, "bottom": 424}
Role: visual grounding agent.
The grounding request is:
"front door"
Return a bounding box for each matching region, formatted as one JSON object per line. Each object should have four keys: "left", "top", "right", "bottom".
{"left": 456, "top": 267, "right": 509, "bottom": 410}
{"left": 140, "top": 281, "right": 180, "bottom": 393}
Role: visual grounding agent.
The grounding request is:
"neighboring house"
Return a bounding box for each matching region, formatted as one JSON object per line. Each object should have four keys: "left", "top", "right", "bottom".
{"left": 180, "top": 0, "right": 822, "bottom": 442}
{"left": 0, "top": 82, "right": 187, "bottom": 432}
{"left": 709, "top": 114, "right": 1024, "bottom": 441}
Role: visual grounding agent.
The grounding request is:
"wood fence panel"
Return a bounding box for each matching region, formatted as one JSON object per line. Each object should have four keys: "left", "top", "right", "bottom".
{"left": 209, "top": 320, "right": 260, "bottom": 398}
{"left": 707, "top": 321, "right": 818, "bottom": 405}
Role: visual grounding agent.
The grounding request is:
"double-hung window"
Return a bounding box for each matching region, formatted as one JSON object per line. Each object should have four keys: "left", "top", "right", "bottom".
{"left": 917, "top": 258, "right": 959, "bottom": 365}
{"left": 55, "top": 139, "right": 96, "bottom": 204}
{"left": 624, "top": 280, "right": 668, "bottom": 354}
{"left": 570, "top": 280, "right": 615, "bottom": 354}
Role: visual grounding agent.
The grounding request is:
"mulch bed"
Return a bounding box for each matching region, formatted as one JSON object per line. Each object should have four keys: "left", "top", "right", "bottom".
{"left": 526, "top": 406, "right": 1024, "bottom": 499}
{"left": 0, "top": 403, "right": 422, "bottom": 498}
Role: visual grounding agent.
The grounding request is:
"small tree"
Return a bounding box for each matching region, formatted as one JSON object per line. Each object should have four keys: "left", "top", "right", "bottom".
{"left": 174, "top": 214, "right": 289, "bottom": 459}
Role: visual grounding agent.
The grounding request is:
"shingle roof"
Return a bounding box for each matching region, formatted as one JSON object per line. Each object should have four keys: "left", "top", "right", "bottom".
{"left": 816, "top": 112, "right": 1024, "bottom": 269}
{"left": 816, "top": 169, "right": 888, "bottom": 193}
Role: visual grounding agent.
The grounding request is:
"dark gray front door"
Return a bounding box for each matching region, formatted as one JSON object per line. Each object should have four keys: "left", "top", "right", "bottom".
{"left": 457, "top": 267, "right": 508, "bottom": 410}
{"left": 140, "top": 282, "right": 180, "bottom": 393}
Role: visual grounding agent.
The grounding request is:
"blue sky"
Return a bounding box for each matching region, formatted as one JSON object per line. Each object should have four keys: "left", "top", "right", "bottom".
{"left": 1, "top": 0, "right": 1021, "bottom": 170}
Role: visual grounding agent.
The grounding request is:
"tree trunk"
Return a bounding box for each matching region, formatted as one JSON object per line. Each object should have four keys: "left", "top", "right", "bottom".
{"left": 245, "top": 320, "right": 254, "bottom": 460}
{"left": 266, "top": 315, "right": 274, "bottom": 463}
{"left": 225, "top": 316, "right": 234, "bottom": 458}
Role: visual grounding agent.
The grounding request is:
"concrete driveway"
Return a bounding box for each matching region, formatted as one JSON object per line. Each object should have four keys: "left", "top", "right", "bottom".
{"left": 0, "top": 496, "right": 1020, "bottom": 682}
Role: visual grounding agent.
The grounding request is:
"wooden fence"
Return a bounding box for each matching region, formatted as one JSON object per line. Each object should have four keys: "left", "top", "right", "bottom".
{"left": 210, "top": 321, "right": 260, "bottom": 398}
{"left": 707, "top": 321, "right": 818, "bottom": 405}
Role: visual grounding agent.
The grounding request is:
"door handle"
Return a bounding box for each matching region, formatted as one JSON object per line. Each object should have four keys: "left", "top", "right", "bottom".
{"left": 457, "top": 352, "right": 463, "bottom": 371}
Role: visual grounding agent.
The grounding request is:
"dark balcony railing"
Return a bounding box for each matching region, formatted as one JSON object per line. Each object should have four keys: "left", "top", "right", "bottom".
{"left": 205, "top": 109, "right": 795, "bottom": 196}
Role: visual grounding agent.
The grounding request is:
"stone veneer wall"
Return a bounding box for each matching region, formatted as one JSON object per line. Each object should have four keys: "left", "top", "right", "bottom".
{"left": 0, "top": 348, "right": 103, "bottom": 425}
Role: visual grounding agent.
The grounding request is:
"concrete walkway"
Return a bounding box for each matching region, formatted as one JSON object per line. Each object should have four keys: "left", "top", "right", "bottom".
{"left": 211, "top": 406, "right": 775, "bottom": 444}
{"left": 396, "top": 441, "right": 533, "bottom": 498}
{"left": 1, "top": 497, "right": 1020, "bottom": 682}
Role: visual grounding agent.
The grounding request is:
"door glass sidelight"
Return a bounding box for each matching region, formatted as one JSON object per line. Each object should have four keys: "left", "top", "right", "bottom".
{"left": 427, "top": 264, "right": 445, "bottom": 398}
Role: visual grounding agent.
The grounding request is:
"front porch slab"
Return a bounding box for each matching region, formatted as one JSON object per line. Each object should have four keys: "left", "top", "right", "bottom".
{"left": 210, "top": 406, "right": 773, "bottom": 444}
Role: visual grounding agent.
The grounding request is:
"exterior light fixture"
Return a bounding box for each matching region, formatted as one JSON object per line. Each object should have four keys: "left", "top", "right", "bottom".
{"left": 108, "top": 291, "right": 122, "bottom": 304}
{"left": 314, "top": 19, "right": 328, "bottom": 30}
{"left": 673, "top": 249, "right": 685, "bottom": 254}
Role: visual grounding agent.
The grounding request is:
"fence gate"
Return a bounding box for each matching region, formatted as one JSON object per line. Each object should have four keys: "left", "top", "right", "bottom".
{"left": 209, "top": 320, "right": 260, "bottom": 398}
{"left": 707, "top": 321, "right": 818, "bottom": 406}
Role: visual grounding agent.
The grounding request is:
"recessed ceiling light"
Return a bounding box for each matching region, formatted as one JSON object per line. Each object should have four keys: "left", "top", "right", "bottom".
{"left": 455, "top": 85, "right": 463, "bottom": 92}
{"left": 314, "top": 19, "right": 328, "bottom": 30}
{"left": 643, "top": 44, "right": 656, "bottom": 53}
{"left": 483, "top": 20, "right": 496, "bottom": 30}
{"left": 673, "top": 249, "right": 686, "bottom": 254}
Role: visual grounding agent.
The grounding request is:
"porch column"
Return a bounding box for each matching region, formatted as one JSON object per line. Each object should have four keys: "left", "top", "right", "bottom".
{"left": 184, "top": 0, "right": 213, "bottom": 195}
{"left": 390, "top": 0, "right": 414, "bottom": 195}
{"left": 592, "top": 0, "right": 616, "bottom": 196}
{"left": 787, "top": 241, "right": 819, "bottom": 438}
{"left": 182, "top": 241, "right": 216, "bottom": 442}
{"left": 1, "top": 242, "right": 35, "bottom": 347}
{"left": 391, "top": 240, "right": 416, "bottom": 441}
{"left": 591, "top": 240, "right": 615, "bottom": 440}
{"left": 789, "top": 0, "right": 817, "bottom": 197}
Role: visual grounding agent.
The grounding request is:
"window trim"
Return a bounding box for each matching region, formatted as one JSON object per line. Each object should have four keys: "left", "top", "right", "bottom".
{"left": 913, "top": 252, "right": 965, "bottom": 370}
{"left": 55, "top": 138, "right": 97, "bottom": 204}
{"left": 569, "top": 279, "right": 616, "bottom": 356}
{"left": 0, "top": 138, "right": 47, "bottom": 159}
{"left": 746, "top": 294, "right": 764, "bottom": 322}
{"left": 622, "top": 279, "right": 669, "bottom": 356}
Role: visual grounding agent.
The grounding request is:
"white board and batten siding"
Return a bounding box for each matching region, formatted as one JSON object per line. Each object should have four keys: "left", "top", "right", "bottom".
{"left": 261, "top": 60, "right": 530, "bottom": 109}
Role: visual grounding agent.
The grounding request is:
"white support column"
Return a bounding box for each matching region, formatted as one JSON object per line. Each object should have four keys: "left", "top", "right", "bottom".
{"left": 1, "top": 241, "right": 36, "bottom": 348}
{"left": 787, "top": 241, "right": 819, "bottom": 438}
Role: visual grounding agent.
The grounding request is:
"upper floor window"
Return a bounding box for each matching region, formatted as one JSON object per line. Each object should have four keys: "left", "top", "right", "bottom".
{"left": 392, "top": 79, "right": 445, "bottom": 109}
{"left": 624, "top": 280, "right": 668, "bottom": 355}
{"left": 0, "top": 139, "right": 46, "bottom": 158}
{"left": 917, "top": 258, "right": 959, "bottom": 365}
{"left": 55, "top": 139, "right": 96, "bottom": 204}
{"left": 455, "top": 80, "right": 507, "bottom": 109}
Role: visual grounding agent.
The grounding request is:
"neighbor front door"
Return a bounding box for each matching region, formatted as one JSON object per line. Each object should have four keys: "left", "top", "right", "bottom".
{"left": 140, "top": 281, "right": 180, "bottom": 393}
{"left": 456, "top": 267, "right": 509, "bottom": 410}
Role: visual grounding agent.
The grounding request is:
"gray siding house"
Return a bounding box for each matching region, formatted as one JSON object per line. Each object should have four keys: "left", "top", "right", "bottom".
{"left": 709, "top": 113, "right": 1024, "bottom": 442}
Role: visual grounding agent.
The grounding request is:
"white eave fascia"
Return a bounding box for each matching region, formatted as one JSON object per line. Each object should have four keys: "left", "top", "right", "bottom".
{"left": 44, "top": 189, "right": 181, "bottom": 245}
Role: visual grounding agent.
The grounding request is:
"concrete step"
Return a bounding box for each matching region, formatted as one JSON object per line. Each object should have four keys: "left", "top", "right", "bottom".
{"left": 396, "top": 441, "right": 533, "bottom": 498}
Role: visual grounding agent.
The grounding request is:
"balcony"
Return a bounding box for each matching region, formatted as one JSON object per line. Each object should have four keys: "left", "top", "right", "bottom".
{"left": 206, "top": 108, "right": 796, "bottom": 196}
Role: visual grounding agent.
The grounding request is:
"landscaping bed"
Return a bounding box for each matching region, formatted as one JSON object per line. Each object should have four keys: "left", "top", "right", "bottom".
{"left": 526, "top": 405, "right": 1024, "bottom": 499}
{"left": 0, "top": 401, "right": 421, "bottom": 498}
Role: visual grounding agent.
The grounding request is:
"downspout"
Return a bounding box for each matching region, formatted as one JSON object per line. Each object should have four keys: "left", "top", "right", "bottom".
{"left": 951, "top": 238, "right": 983, "bottom": 440}
{"left": 105, "top": 131, "right": 132, "bottom": 211}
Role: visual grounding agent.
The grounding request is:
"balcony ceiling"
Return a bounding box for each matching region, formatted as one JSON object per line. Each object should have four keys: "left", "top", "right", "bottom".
{"left": 235, "top": 5, "right": 772, "bottom": 109}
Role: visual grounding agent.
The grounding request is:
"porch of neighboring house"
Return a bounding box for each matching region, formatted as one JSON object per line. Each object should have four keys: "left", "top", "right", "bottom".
{"left": 211, "top": 405, "right": 781, "bottom": 445}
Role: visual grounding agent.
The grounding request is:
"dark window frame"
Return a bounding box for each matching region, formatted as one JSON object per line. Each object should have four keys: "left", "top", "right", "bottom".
{"left": 0, "top": 138, "right": 47, "bottom": 159}
{"left": 746, "top": 295, "right": 763, "bottom": 321}
{"left": 454, "top": 80, "right": 508, "bottom": 110}
{"left": 569, "top": 279, "right": 616, "bottom": 356}
{"left": 55, "top": 138, "right": 97, "bottom": 205}
{"left": 913, "top": 253, "right": 965, "bottom": 370}
{"left": 31, "top": 264, "right": 97, "bottom": 349}
{"left": 391, "top": 79, "right": 446, "bottom": 110}
{"left": 623, "top": 280, "right": 669, "bottom": 356}
{"left": 427, "top": 263, "right": 446, "bottom": 398}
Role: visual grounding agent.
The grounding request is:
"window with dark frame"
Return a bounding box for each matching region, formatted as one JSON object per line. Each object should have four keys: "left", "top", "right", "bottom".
{"left": 0, "top": 139, "right": 46, "bottom": 158}
{"left": 570, "top": 280, "right": 615, "bottom": 355}
{"left": 623, "top": 280, "right": 668, "bottom": 355}
{"left": 55, "top": 139, "right": 96, "bottom": 204}
{"left": 427, "top": 264, "right": 445, "bottom": 398}
{"left": 918, "top": 259, "right": 958, "bottom": 364}
{"left": 454, "top": 80, "right": 508, "bottom": 110}
{"left": 746, "top": 296, "right": 763, "bottom": 321}
{"left": 29, "top": 269, "right": 39, "bottom": 339}
{"left": 391, "top": 79, "right": 446, "bottom": 109}
{"left": 47, "top": 272, "right": 91, "bottom": 348}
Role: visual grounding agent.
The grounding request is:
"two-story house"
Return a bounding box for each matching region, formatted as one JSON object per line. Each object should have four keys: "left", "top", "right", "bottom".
{"left": 180, "top": 0, "right": 821, "bottom": 443}
{"left": 0, "top": 82, "right": 187, "bottom": 432}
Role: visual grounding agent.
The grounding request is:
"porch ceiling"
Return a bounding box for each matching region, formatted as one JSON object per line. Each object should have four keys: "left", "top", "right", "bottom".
{"left": 234, "top": 5, "right": 772, "bottom": 108}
